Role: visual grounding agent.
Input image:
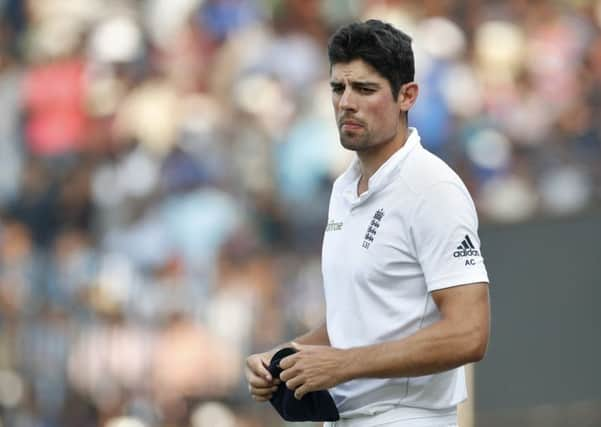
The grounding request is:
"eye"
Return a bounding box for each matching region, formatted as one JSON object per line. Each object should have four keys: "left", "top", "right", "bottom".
{"left": 358, "top": 87, "right": 375, "bottom": 94}
{"left": 331, "top": 84, "right": 344, "bottom": 94}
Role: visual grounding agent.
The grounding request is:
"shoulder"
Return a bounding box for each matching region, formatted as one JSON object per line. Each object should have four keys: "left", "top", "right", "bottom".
{"left": 399, "top": 146, "right": 470, "bottom": 199}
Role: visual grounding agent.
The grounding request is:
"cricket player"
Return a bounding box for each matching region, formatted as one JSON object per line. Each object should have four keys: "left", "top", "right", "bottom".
{"left": 245, "top": 19, "right": 490, "bottom": 427}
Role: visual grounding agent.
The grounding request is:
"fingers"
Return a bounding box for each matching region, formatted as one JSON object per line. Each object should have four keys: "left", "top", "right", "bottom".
{"left": 248, "top": 375, "right": 272, "bottom": 388}
{"left": 246, "top": 352, "right": 282, "bottom": 402}
{"left": 248, "top": 374, "right": 279, "bottom": 401}
{"left": 279, "top": 355, "right": 299, "bottom": 383}
{"left": 279, "top": 366, "right": 292, "bottom": 382}
{"left": 280, "top": 363, "right": 305, "bottom": 394}
{"left": 249, "top": 357, "right": 273, "bottom": 381}
{"left": 285, "top": 375, "right": 303, "bottom": 392}
{"left": 246, "top": 354, "right": 274, "bottom": 383}
{"left": 278, "top": 353, "right": 297, "bottom": 370}
{"left": 246, "top": 370, "right": 273, "bottom": 393}
{"left": 252, "top": 394, "right": 271, "bottom": 402}
{"left": 284, "top": 375, "right": 311, "bottom": 400}
{"left": 294, "top": 383, "right": 310, "bottom": 400}
{"left": 250, "top": 383, "right": 279, "bottom": 401}
{"left": 259, "top": 360, "right": 274, "bottom": 382}
{"left": 276, "top": 359, "right": 316, "bottom": 400}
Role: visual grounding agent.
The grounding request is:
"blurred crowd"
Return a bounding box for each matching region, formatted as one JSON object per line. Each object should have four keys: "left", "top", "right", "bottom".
{"left": 0, "top": 0, "right": 600, "bottom": 426}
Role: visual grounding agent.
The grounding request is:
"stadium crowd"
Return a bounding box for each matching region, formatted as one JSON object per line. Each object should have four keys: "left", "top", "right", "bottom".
{"left": 0, "top": 0, "right": 600, "bottom": 426}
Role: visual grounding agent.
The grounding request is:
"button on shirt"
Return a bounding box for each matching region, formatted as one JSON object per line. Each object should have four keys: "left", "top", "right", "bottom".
{"left": 321, "top": 128, "right": 489, "bottom": 418}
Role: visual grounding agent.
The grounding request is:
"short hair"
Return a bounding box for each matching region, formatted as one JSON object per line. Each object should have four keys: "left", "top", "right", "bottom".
{"left": 327, "top": 19, "right": 415, "bottom": 100}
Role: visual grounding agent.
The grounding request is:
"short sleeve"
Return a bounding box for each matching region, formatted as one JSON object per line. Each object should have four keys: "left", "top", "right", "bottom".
{"left": 411, "top": 181, "right": 489, "bottom": 292}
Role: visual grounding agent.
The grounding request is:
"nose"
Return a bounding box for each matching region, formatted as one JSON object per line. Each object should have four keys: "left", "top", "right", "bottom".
{"left": 338, "top": 87, "right": 357, "bottom": 112}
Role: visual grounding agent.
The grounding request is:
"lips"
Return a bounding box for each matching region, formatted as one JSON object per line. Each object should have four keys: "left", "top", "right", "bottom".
{"left": 340, "top": 118, "right": 364, "bottom": 130}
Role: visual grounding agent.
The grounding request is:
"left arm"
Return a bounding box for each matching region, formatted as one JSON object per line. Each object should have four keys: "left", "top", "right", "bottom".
{"left": 279, "top": 282, "right": 490, "bottom": 399}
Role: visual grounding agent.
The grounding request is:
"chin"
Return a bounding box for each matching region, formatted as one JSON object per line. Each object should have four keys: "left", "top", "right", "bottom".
{"left": 340, "top": 139, "right": 370, "bottom": 152}
{"left": 340, "top": 135, "right": 369, "bottom": 151}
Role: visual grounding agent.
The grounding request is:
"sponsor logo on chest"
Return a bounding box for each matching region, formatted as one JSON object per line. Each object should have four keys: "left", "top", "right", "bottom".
{"left": 325, "top": 220, "right": 344, "bottom": 232}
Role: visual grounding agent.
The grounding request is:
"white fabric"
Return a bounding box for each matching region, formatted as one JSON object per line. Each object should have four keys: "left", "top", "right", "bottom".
{"left": 325, "top": 405, "right": 456, "bottom": 427}
{"left": 321, "top": 128, "right": 489, "bottom": 417}
{"left": 325, "top": 421, "right": 457, "bottom": 427}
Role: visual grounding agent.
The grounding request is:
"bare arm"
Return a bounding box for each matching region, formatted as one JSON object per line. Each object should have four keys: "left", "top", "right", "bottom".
{"left": 280, "top": 282, "right": 490, "bottom": 399}
{"left": 292, "top": 322, "right": 330, "bottom": 346}
{"left": 343, "top": 282, "right": 489, "bottom": 379}
{"left": 262, "top": 321, "right": 331, "bottom": 361}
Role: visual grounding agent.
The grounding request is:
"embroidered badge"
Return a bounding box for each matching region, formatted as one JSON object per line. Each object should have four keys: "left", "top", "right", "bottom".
{"left": 362, "top": 208, "right": 384, "bottom": 249}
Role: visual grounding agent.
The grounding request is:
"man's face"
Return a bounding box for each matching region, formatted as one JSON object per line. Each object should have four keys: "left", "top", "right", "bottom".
{"left": 330, "top": 59, "right": 402, "bottom": 152}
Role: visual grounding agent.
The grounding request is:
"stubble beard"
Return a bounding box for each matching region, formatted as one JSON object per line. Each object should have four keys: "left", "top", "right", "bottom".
{"left": 339, "top": 130, "right": 372, "bottom": 152}
{"left": 340, "top": 127, "right": 402, "bottom": 155}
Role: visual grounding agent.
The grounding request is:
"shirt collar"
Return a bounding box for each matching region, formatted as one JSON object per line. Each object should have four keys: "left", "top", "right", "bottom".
{"left": 339, "top": 127, "right": 421, "bottom": 204}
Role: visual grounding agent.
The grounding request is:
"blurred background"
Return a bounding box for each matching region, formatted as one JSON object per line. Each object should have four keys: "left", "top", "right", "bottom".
{"left": 0, "top": 0, "right": 600, "bottom": 426}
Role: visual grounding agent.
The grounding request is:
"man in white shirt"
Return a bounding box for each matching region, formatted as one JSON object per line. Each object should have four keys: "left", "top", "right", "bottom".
{"left": 245, "top": 19, "right": 490, "bottom": 426}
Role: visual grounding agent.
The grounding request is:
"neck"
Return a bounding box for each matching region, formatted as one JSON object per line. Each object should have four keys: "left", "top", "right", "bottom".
{"left": 357, "top": 127, "right": 409, "bottom": 194}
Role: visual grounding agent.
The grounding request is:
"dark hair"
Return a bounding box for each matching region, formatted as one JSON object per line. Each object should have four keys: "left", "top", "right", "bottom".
{"left": 327, "top": 19, "right": 414, "bottom": 100}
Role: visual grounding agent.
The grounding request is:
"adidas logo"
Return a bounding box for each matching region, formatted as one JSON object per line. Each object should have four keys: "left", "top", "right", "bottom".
{"left": 453, "top": 235, "right": 480, "bottom": 257}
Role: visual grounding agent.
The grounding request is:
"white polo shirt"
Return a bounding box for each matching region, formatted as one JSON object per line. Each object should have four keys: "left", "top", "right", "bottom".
{"left": 322, "top": 128, "right": 489, "bottom": 419}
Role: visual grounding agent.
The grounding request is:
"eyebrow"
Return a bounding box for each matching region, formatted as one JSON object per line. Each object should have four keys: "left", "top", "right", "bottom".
{"left": 330, "top": 80, "right": 381, "bottom": 88}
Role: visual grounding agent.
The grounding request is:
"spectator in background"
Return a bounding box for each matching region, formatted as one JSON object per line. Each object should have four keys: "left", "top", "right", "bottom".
{"left": 22, "top": 33, "right": 89, "bottom": 161}
{"left": 0, "top": 21, "right": 24, "bottom": 207}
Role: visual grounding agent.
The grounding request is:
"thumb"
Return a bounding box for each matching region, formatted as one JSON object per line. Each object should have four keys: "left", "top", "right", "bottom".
{"left": 290, "top": 341, "right": 304, "bottom": 351}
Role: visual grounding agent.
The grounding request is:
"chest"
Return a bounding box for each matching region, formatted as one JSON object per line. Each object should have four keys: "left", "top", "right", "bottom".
{"left": 322, "top": 193, "right": 420, "bottom": 289}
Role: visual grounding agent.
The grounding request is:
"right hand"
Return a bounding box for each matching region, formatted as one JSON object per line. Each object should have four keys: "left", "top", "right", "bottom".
{"left": 245, "top": 351, "right": 281, "bottom": 401}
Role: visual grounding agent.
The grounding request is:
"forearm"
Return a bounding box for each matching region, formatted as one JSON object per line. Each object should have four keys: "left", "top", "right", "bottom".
{"left": 276, "top": 284, "right": 489, "bottom": 398}
{"left": 342, "top": 318, "right": 486, "bottom": 381}
{"left": 293, "top": 322, "right": 330, "bottom": 346}
{"left": 268, "top": 322, "right": 330, "bottom": 357}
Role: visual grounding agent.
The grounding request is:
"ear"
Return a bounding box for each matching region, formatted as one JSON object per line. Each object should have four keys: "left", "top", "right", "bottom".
{"left": 398, "top": 82, "right": 419, "bottom": 113}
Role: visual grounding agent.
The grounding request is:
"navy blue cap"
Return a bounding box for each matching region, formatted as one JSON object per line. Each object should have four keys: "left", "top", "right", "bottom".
{"left": 267, "top": 347, "right": 340, "bottom": 422}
